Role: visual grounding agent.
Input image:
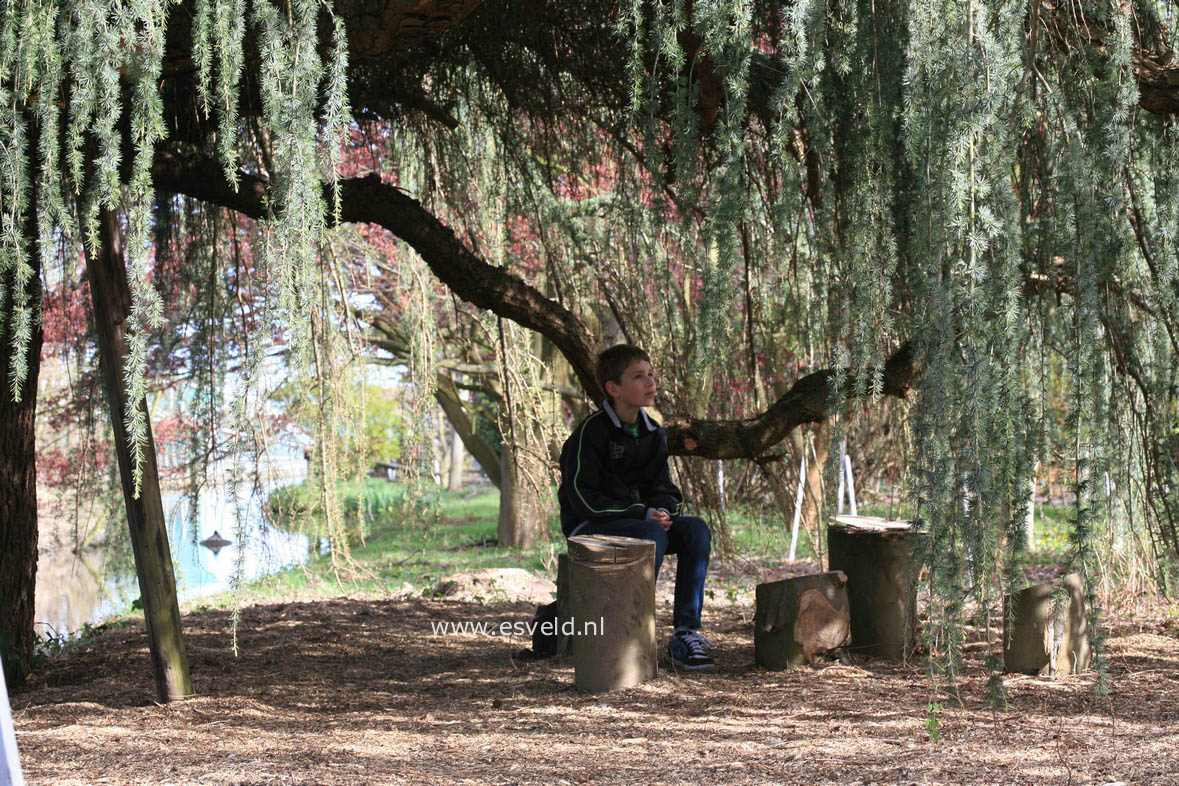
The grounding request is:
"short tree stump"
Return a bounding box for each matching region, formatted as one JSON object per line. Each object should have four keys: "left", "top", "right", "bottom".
{"left": 1004, "top": 572, "right": 1091, "bottom": 676}
{"left": 754, "top": 571, "right": 851, "bottom": 669}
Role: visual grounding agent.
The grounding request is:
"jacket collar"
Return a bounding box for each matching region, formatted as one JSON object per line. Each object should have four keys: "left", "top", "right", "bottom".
{"left": 602, "top": 399, "right": 657, "bottom": 432}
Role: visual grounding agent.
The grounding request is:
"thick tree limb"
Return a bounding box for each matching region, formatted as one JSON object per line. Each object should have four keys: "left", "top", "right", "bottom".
{"left": 664, "top": 343, "right": 917, "bottom": 459}
{"left": 1135, "top": 52, "right": 1179, "bottom": 117}
{"left": 152, "top": 148, "right": 601, "bottom": 398}
{"left": 158, "top": 0, "right": 1179, "bottom": 158}
{"left": 1036, "top": 0, "right": 1179, "bottom": 117}
{"left": 152, "top": 146, "right": 918, "bottom": 460}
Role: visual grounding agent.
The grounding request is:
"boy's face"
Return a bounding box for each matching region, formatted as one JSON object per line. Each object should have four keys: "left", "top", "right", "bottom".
{"left": 606, "top": 359, "right": 656, "bottom": 411}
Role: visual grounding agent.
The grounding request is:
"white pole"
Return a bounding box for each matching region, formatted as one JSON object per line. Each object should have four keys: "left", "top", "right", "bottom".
{"left": 1026, "top": 461, "right": 1038, "bottom": 552}
{"left": 836, "top": 439, "right": 847, "bottom": 515}
{"left": 843, "top": 453, "right": 857, "bottom": 517}
{"left": 0, "top": 662, "right": 26, "bottom": 786}
{"left": 717, "top": 460, "right": 726, "bottom": 513}
{"left": 789, "top": 453, "right": 806, "bottom": 561}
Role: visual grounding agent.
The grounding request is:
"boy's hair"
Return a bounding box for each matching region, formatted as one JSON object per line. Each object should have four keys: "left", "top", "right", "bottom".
{"left": 596, "top": 344, "right": 650, "bottom": 395}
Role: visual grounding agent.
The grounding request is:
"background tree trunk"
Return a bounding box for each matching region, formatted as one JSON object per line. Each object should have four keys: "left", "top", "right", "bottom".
{"left": 447, "top": 424, "right": 465, "bottom": 490}
{"left": 85, "top": 207, "right": 192, "bottom": 702}
{"left": 497, "top": 443, "right": 550, "bottom": 548}
{"left": 435, "top": 382, "right": 501, "bottom": 488}
{"left": 0, "top": 217, "right": 41, "bottom": 690}
{"left": 791, "top": 425, "right": 828, "bottom": 565}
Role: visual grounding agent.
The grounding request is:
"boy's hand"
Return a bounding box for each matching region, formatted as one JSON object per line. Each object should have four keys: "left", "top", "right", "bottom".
{"left": 651, "top": 509, "right": 672, "bottom": 530}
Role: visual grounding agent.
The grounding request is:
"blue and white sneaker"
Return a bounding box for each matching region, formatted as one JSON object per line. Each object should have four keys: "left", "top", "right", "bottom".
{"left": 668, "top": 628, "right": 715, "bottom": 670}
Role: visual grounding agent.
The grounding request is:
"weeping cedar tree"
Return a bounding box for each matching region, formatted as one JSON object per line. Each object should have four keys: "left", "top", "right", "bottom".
{"left": 0, "top": 0, "right": 1177, "bottom": 697}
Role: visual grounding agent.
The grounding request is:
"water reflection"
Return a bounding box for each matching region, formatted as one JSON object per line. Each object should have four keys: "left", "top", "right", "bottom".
{"left": 34, "top": 478, "right": 309, "bottom": 638}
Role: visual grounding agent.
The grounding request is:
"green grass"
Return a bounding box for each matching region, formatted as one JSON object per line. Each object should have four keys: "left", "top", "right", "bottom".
{"left": 189, "top": 482, "right": 564, "bottom": 610}
{"left": 265, "top": 477, "right": 411, "bottom": 537}
{"left": 725, "top": 506, "right": 818, "bottom": 560}
{"left": 1028, "top": 504, "right": 1074, "bottom": 554}
{"left": 188, "top": 481, "right": 1080, "bottom": 613}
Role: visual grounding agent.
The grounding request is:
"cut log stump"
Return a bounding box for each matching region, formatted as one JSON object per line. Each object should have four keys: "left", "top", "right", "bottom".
{"left": 827, "top": 515, "right": 916, "bottom": 660}
{"left": 754, "top": 571, "right": 851, "bottom": 669}
{"left": 1004, "top": 572, "right": 1091, "bottom": 676}
{"left": 568, "top": 535, "right": 656, "bottom": 692}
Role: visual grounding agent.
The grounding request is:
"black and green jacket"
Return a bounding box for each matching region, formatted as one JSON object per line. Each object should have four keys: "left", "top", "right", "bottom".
{"left": 558, "top": 399, "right": 684, "bottom": 537}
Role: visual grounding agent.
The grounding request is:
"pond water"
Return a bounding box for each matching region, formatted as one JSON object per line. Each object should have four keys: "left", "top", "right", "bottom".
{"left": 34, "top": 474, "right": 311, "bottom": 639}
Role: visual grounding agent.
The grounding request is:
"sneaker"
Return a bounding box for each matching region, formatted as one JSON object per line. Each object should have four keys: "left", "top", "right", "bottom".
{"left": 668, "top": 629, "right": 716, "bottom": 671}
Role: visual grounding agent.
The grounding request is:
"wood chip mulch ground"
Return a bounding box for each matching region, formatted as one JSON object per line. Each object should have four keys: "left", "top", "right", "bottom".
{"left": 11, "top": 587, "right": 1179, "bottom": 785}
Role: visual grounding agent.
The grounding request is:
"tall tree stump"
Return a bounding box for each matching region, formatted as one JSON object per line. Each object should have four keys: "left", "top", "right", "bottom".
{"left": 568, "top": 535, "right": 656, "bottom": 692}
{"left": 828, "top": 516, "right": 915, "bottom": 659}
{"left": 755, "top": 571, "right": 851, "bottom": 669}
{"left": 1004, "top": 573, "right": 1090, "bottom": 676}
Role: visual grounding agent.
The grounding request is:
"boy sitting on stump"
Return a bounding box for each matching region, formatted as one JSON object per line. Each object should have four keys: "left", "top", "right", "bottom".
{"left": 557, "top": 344, "right": 715, "bottom": 670}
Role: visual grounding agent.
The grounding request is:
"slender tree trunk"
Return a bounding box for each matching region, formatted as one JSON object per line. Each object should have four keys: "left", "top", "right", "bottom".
{"left": 435, "top": 381, "right": 501, "bottom": 488}
{"left": 0, "top": 167, "right": 42, "bottom": 688}
{"left": 799, "top": 426, "right": 828, "bottom": 565}
{"left": 497, "top": 443, "right": 549, "bottom": 548}
{"left": 447, "top": 424, "right": 464, "bottom": 491}
{"left": 761, "top": 425, "right": 828, "bottom": 565}
{"left": 85, "top": 207, "right": 192, "bottom": 701}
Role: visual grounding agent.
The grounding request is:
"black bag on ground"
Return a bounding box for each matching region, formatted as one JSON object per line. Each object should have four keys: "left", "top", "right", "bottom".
{"left": 514, "top": 600, "right": 560, "bottom": 661}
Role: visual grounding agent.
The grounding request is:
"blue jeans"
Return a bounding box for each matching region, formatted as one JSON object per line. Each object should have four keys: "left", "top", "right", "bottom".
{"left": 571, "top": 516, "right": 711, "bottom": 630}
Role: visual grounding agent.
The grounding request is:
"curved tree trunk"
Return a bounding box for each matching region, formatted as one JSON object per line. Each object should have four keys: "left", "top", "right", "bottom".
{"left": 435, "top": 380, "right": 502, "bottom": 488}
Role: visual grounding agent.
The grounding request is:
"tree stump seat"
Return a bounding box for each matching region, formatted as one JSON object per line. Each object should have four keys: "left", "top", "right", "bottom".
{"left": 754, "top": 571, "right": 852, "bottom": 669}
{"left": 1003, "top": 572, "right": 1091, "bottom": 677}
{"left": 567, "top": 535, "right": 657, "bottom": 692}
{"left": 827, "top": 515, "right": 916, "bottom": 660}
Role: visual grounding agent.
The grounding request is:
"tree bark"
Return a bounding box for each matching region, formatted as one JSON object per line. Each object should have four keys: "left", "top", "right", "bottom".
{"left": 754, "top": 571, "right": 851, "bottom": 669}
{"left": 447, "top": 422, "right": 465, "bottom": 491}
{"left": 434, "top": 380, "right": 502, "bottom": 488}
{"left": 0, "top": 168, "right": 42, "bottom": 688}
{"left": 85, "top": 207, "right": 192, "bottom": 702}
{"left": 496, "top": 442, "right": 550, "bottom": 548}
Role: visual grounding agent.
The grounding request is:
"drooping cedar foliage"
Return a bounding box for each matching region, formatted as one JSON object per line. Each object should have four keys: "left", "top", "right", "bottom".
{"left": 2, "top": 0, "right": 1177, "bottom": 696}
